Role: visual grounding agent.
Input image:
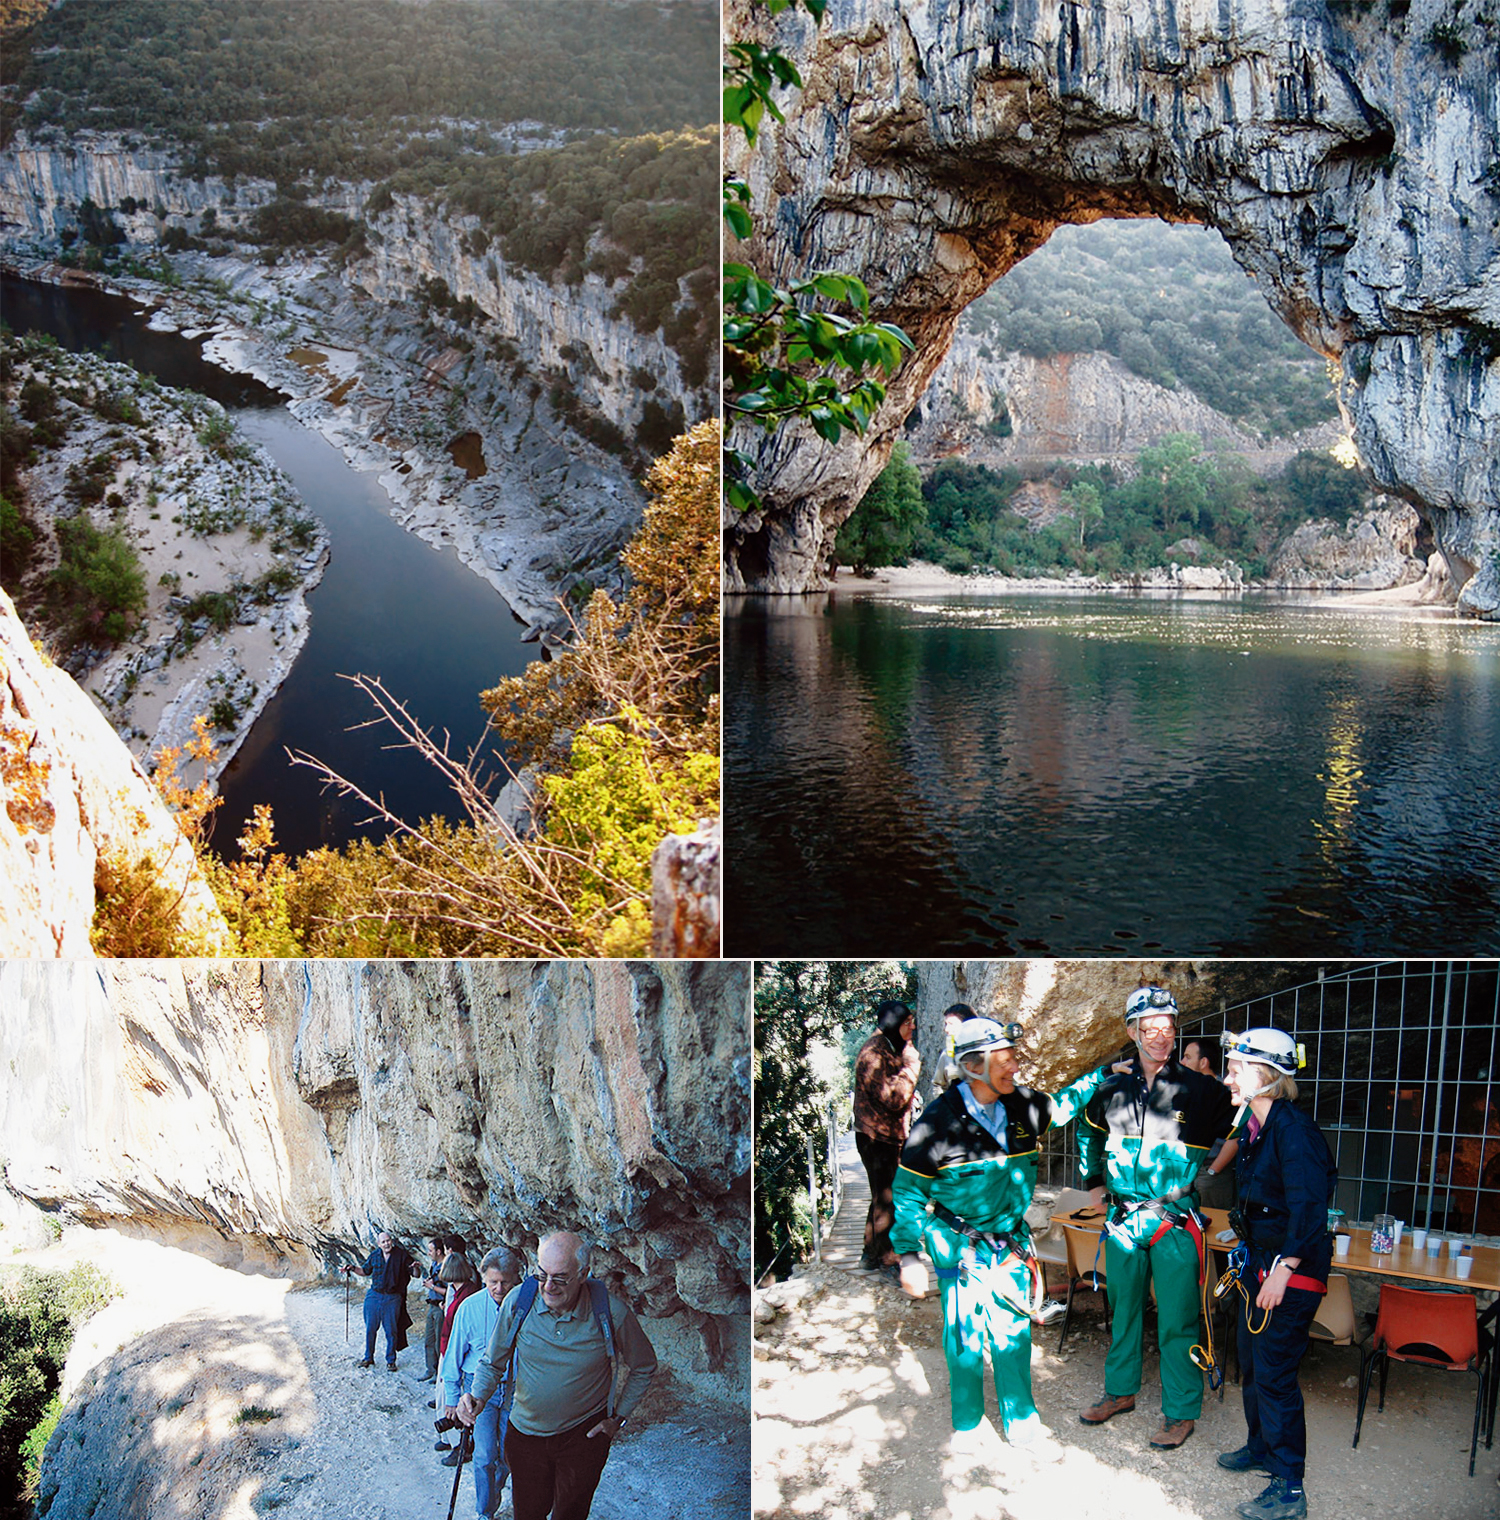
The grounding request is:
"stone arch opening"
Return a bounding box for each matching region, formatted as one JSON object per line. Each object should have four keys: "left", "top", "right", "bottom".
{"left": 724, "top": 0, "right": 1498, "bottom": 616}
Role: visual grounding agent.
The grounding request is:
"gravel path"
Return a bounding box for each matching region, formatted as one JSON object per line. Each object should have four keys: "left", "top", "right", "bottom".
{"left": 29, "top": 1229, "right": 746, "bottom": 1520}
{"left": 754, "top": 1262, "right": 1499, "bottom": 1520}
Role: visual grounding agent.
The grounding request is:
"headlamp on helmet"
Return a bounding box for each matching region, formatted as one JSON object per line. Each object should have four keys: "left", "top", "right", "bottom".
{"left": 1220, "top": 1027, "right": 1301, "bottom": 1076}
{"left": 1125, "top": 986, "right": 1178, "bottom": 1025}
{"left": 952, "top": 1017, "right": 1023, "bottom": 1063}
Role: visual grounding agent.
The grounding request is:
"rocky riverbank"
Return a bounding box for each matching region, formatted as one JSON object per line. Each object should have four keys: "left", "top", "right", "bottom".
{"left": 2, "top": 330, "right": 328, "bottom": 783}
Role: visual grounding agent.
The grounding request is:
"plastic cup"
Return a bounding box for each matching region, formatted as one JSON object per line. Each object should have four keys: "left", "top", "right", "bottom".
{"left": 1426, "top": 1234, "right": 1443, "bottom": 1257}
{"left": 1450, "top": 1237, "right": 1468, "bottom": 1256}
{"left": 1334, "top": 1234, "right": 1351, "bottom": 1257}
{"left": 1411, "top": 1227, "right": 1428, "bottom": 1250}
{"left": 1392, "top": 1220, "right": 1405, "bottom": 1245}
{"left": 1456, "top": 1254, "right": 1474, "bottom": 1280}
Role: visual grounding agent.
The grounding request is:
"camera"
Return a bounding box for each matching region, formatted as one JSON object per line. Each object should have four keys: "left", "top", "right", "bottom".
{"left": 434, "top": 1414, "right": 462, "bottom": 1434}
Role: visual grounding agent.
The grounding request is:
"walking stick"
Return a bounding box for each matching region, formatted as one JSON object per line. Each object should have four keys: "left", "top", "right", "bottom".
{"left": 445, "top": 1423, "right": 472, "bottom": 1520}
{"left": 344, "top": 1266, "right": 350, "bottom": 1342}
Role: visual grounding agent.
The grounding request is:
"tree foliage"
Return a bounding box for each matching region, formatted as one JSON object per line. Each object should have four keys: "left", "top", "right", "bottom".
{"left": 908, "top": 439, "right": 1369, "bottom": 579}
{"left": 754, "top": 960, "right": 916, "bottom": 1280}
{"left": 0, "top": 1264, "right": 117, "bottom": 1516}
{"left": 831, "top": 441, "right": 926, "bottom": 573}
{"left": 966, "top": 220, "right": 1338, "bottom": 437}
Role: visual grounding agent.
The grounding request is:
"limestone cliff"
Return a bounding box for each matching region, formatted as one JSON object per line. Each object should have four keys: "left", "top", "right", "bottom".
{"left": 907, "top": 335, "right": 1342, "bottom": 471}
{"left": 725, "top": 0, "right": 1500, "bottom": 616}
{"left": 0, "top": 958, "right": 750, "bottom": 1379}
{"left": 0, "top": 589, "right": 230, "bottom": 956}
{"left": 0, "top": 132, "right": 706, "bottom": 443}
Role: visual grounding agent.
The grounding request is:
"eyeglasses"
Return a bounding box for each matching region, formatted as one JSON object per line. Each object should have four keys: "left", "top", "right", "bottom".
{"left": 534, "top": 1271, "right": 575, "bottom": 1289}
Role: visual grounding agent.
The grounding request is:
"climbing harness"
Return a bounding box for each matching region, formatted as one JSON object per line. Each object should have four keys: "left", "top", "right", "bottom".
{"left": 930, "top": 1203, "right": 1054, "bottom": 1322}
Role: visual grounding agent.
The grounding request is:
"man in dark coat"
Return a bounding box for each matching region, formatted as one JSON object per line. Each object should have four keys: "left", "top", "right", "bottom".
{"left": 347, "top": 1229, "right": 417, "bottom": 1369}
{"left": 852, "top": 1000, "right": 921, "bottom": 1270}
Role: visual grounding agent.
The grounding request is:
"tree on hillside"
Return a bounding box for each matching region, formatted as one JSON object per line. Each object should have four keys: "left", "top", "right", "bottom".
{"left": 831, "top": 442, "right": 926, "bottom": 574}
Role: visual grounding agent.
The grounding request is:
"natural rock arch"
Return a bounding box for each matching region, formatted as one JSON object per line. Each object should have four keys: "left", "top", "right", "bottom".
{"left": 724, "top": 0, "right": 1499, "bottom": 616}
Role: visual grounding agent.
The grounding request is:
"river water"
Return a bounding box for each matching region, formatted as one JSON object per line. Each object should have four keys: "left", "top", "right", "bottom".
{"left": 725, "top": 592, "right": 1500, "bottom": 955}
{"left": 3, "top": 274, "right": 534, "bottom": 858}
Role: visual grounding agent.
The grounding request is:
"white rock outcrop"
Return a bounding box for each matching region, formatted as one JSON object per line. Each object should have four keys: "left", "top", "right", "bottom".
{"left": 725, "top": 0, "right": 1499, "bottom": 616}
{"left": 0, "top": 590, "right": 231, "bottom": 956}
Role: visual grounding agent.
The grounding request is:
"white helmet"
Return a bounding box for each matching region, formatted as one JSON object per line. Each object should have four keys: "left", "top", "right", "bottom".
{"left": 953, "top": 1017, "right": 1022, "bottom": 1062}
{"left": 1125, "top": 986, "right": 1178, "bottom": 1025}
{"left": 1221, "top": 1027, "right": 1300, "bottom": 1076}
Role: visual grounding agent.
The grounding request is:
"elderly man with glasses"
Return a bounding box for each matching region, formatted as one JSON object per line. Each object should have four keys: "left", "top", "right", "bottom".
{"left": 1076, "top": 985, "right": 1236, "bottom": 1451}
{"left": 441, "top": 1249, "right": 524, "bottom": 1515}
{"left": 457, "top": 1231, "right": 657, "bottom": 1520}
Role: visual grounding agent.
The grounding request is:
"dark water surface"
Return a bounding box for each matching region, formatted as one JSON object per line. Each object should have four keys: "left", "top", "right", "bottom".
{"left": 725, "top": 593, "right": 1500, "bottom": 955}
{"left": 3, "top": 274, "right": 533, "bottom": 858}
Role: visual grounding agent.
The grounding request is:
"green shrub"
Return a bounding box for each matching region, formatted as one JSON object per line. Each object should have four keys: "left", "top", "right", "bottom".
{"left": 47, "top": 516, "right": 146, "bottom": 644}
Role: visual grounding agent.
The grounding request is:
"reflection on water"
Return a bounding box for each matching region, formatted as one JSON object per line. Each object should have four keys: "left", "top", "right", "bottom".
{"left": 725, "top": 593, "right": 1500, "bottom": 955}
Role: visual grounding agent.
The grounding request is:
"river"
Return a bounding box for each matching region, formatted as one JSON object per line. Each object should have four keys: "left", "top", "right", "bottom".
{"left": 725, "top": 592, "right": 1500, "bottom": 955}
{"left": 2, "top": 273, "right": 535, "bottom": 858}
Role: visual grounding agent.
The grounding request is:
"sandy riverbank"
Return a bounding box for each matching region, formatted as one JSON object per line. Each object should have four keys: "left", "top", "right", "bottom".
{"left": 825, "top": 559, "right": 1460, "bottom": 614}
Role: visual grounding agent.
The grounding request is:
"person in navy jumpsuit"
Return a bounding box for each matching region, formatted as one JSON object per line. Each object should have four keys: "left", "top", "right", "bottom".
{"left": 1218, "top": 1029, "right": 1336, "bottom": 1520}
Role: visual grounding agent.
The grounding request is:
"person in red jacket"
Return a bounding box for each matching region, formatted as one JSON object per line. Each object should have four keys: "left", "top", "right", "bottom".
{"left": 853, "top": 1000, "right": 921, "bottom": 1271}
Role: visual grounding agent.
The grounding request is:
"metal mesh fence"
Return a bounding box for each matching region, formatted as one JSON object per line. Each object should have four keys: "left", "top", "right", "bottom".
{"left": 1038, "top": 961, "right": 1500, "bottom": 1237}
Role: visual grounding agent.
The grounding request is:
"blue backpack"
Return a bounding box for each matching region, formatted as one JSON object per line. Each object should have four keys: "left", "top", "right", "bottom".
{"left": 499, "top": 1276, "right": 620, "bottom": 1416}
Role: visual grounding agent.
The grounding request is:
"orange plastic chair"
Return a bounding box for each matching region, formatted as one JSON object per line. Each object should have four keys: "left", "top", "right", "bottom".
{"left": 1352, "top": 1284, "right": 1498, "bottom": 1476}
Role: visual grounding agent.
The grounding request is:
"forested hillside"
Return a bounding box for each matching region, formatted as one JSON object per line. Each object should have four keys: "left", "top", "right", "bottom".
{"left": 965, "top": 220, "right": 1338, "bottom": 438}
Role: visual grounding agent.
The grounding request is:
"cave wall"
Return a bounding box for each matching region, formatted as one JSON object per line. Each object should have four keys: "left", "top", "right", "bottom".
{"left": 0, "top": 958, "right": 750, "bottom": 1383}
{"left": 724, "top": 0, "right": 1499, "bottom": 616}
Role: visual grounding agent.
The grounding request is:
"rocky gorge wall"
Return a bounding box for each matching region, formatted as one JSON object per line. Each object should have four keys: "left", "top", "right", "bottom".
{"left": 0, "top": 958, "right": 751, "bottom": 1387}
{"left": 725, "top": 0, "right": 1500, "bottom": 616}
{"left": 907, "top": 335, "right": 1342, "bottom": 471}
{"left": 0, "top": 132, "right": 706, "bottom": 443}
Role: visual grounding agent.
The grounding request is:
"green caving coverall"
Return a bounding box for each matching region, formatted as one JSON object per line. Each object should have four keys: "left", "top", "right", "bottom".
{"left": 892, "top": 1067, "right": 1106, "bottom": 1437}
{"left": 1079, "top": 1056, "right": 1235, "bottom": 1422}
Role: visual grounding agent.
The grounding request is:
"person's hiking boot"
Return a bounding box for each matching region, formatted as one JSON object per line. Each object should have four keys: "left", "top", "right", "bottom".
{"left": 1078, "top": 1392, "right": 1135, "bottom": 1425}
{"left": 1150, "top": 1417, "right": 1195, "bottom": 1449}
{"left": 1218, "top": 1446, "right": 1272, "bottom": 1475}
{"left": 1235, "top": 1477, "right": 1307, "bottom": 1519}
{"left": 384, "top": 1362, "right": 398, "bottom": 1371}
{"left": 442, "top": 1446, "right": 465, "bottom": 1468}
{"left": 355, "top": 1358, "right": 374, "bottom": 1368}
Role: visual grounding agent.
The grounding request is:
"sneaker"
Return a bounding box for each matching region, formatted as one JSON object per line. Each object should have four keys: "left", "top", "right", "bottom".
{"left": 1236, "top": 1478, "right": 1307, "bottom": 1520}
{"left": 1218, "top": 1446, "right": 1272, "bottom": 1475}
{"left": 1150, "top": 1417, "right": 1194, "bottom": 1449}
{"left": 1032, "top": 1299, "right": 1066, "bottom": 1325}
{"left": 1078, "top": 1392, "right": 1136, "bottom": 1425}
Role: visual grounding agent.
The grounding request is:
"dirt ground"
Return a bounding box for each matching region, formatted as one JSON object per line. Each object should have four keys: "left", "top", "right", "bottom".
{"left": 26, "top": 1229, "right": 747, "bottom": 1520}
{"left": 753, "top": 1263, "right": 1499, "bottom": 1520}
